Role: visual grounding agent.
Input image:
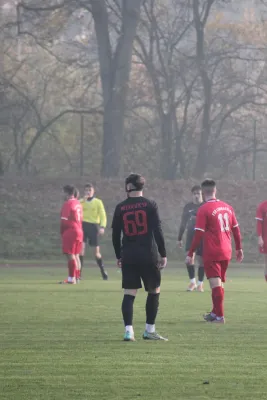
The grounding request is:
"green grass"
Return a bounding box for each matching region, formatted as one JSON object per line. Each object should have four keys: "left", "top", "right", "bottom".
{"left": 0, "top": 264, "right": 267, "bottom": 400}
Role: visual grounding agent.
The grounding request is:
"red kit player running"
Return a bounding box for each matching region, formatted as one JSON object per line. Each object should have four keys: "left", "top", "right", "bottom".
{"left": 186, "top": 179, "right": 244, "bottom": 324}
{"left": 255, "top": 200, "right": 267, "bottom": 281}
{"left": 59, "top": 185, "right": 83, "bottom": 284}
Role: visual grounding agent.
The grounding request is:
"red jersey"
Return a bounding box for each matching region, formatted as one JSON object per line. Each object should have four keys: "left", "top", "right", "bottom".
{"left": 60, "top": 198, "right": 83, "bottom": 235}
{"left": 256, "top": 201, "right": 267, "bottom": 238}
{"left": 194, "top": 199, "right": 239, "bottom": 261}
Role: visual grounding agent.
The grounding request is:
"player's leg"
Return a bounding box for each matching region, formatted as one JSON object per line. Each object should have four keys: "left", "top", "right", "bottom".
{"left": 258, "top": 241, "right": 267, "bottom": 281}
{"left": 122, "top": 289, "right": 137, "bottom": 341}
{"left": 186, "top": 264, "right": 196, "bottom": 291}
{"left": 79, "top": 222, "right": 88, "bottom": 278}
{"left": 121, "top": 263, "right": 141, "bottom": 341}
{"left": 87, "top": 223, "right": 108, "bottom": 280}
{"left": 185, "top": 235, "right": 196, "bottom": 291}
{"left": 142, "top": 265, "right": 168, "bottom": 341}
{"left": 75, "top": 241, "right": 82, "bottom": 282}
{"left": 204, "top": 261, "right": 227, "bottom": 324}
{"left": 67, "top": 254, "right": 77, "bottom": 284}
{"left": 60, "top": 231, "right": 77, "bottom": 284}
{"left": 264, "top": 254, "right": 267, "bottom": 281}
{"left": 195, "top": 254, "right": 204, "bottom": 292}
{"left": 94, "top": 245, "right": 108, "bottom": 280}
{"left": 79, "top": 242, "right": 86, "bottom": 278}
{"left": 59, "top": 254, "right": 77, "bottom": 284}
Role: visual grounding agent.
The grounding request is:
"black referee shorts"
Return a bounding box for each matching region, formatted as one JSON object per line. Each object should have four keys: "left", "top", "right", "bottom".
{"left": 121, "top": 260, "right": 161, "bottom": 292}
{"left": 82, "top": 222, "right": 99, "bottom": 247}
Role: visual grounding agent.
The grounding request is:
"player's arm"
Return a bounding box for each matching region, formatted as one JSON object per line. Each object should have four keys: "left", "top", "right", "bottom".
{"left": 178, "top": 204, "right": 189, "bottom": 242}
{"left": 60, "top": 205, "right": 72, "bottom": 234}
{"left": 187, "top": 208, "right": 206, "bottom": 257}
{"left": 256, "top": 203, "right": 264, "bottom": 241}
{"left": 111, "top": 205, "right": 122, "bottom": 260}
{"left": 231, "top": 211, "right": 244, "bottom": 262}
{"left": 98, "top": 199, "right": 107, "bottom": 229}
{"left": 231, "top": 212, "right": 242, "bottom": 250}
{"left": 151, "top": 201, "right": 167, "bottom": 259}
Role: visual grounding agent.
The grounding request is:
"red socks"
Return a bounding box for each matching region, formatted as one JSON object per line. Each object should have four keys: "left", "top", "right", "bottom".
{"left": 211, "top": 289, "right": 216, "bottom": 314}
{"left": 68, "top": 259, "right": 76, "bottom": 278}
{"left": 212, "top": 286, "right": 224, "bottom": 317}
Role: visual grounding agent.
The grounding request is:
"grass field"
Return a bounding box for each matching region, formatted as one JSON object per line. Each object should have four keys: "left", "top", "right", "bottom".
{"left": 1, "top": 263, "right": 267, "bottom": 400}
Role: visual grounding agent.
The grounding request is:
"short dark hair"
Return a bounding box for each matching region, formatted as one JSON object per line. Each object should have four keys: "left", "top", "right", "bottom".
{"left": 63, "top": 185, "right": 76, "bottom": 196}
{"left": 84, "top": 183, "right": 93, "bottom": 189}
{"left": 125, "top": 173, "right": 145, "bottom": 191}
{"left": 201, "top": 179, "right": 216, "bottom": 190}
{"left": 191, "top": 185, "right": 201, "bottom": 193}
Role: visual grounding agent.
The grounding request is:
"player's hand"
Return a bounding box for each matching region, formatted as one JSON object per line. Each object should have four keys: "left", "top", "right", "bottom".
{"left": 185, "top": 255, "right": 193, "bottom": 265}
{"left": 117, "top": 259, "right": 122, "bottom": 268}
{"left": 178, "top": 240, "right": 183, "bottom": 248}
{"left": 236, "top": 249, "right": 244, "bottom": 263}
{"left": 158, "top": 257, "right": 167, "bottom": 270}
{"left": 258, "top": 236, "right": 264, "bottom": 248}
{"left": 99, "top": 227, "right": 105, "bottom": 236}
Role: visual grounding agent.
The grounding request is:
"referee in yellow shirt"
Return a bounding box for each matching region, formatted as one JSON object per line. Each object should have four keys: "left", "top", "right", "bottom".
{"left": 79, "top": 183, "right": 108, "bottom": 280}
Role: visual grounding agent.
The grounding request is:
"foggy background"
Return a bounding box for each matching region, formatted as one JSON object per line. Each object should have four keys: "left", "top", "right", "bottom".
{"left": 1, "top": 0, "right": 267, "bottom": 181}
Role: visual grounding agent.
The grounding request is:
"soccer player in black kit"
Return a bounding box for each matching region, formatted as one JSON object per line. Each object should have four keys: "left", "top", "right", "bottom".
{"left": 178, "top": 185, "right": 205, "bottom": 292}
{"left": 112, "top": 174, "right": 168, "bottom": 342}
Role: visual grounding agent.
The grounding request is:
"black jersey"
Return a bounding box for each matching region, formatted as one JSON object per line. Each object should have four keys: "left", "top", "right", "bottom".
{"left": 178, "top": 202, "right": 203, "bottom": 241}
{"left": 111, "top": 196, "right": 166, "bottom": 262}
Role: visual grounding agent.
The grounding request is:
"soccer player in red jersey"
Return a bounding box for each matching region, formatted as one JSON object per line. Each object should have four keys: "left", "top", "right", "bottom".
{"left": 59, "top": 185, "right": 83, "bottom": 284}
{"left": 255, "top": 200, "right": 267, "bottom": 281}
{"left": 186, "top": 179, "right": 244, "bottom": 324}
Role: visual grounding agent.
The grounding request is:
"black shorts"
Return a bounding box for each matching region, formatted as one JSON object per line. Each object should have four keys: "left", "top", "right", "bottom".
{"left": 82, "top": 222, "right": 99, "bottom": 247}
{"left": 185, "top": 230, "right": 203, "bottom": 256}
{"left": 122, "top": 261, "right": 161, "bottom": 292}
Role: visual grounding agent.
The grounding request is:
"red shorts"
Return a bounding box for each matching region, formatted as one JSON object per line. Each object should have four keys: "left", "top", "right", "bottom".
{"left": 204, "top": 260, "right": 229, "bottom": 282}
{"left": 62, "top": 230, "right": 82, "bottom": 255}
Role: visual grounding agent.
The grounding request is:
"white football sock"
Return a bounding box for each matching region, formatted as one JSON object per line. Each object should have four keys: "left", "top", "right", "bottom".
{"left": 125, "top": 325, "right": 134, "bottom": 334}
{"left": 197, "top": 281, "right": 203, "bottom": 285}
{"left": 146, "top": 324, "right": 155, "bottom": 333}
{"left": 190, "top": 278, "right": 196, "bottom": 284}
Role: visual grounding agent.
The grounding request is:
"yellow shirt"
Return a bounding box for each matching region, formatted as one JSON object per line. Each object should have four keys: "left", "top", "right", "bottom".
{"left": 80, "top": 197, "right": 107, "bottom": 227}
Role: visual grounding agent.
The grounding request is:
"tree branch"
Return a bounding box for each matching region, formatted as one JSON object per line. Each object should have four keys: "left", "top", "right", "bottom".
{"left": 18, "top": 108, "right": 103, "bottom": 168}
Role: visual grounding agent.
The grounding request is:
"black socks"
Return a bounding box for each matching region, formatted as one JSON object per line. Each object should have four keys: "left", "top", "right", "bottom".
{"left": 146, "top": 293, "right": 160, "bottom": 325}
{"left": 122, "top": 295, "right": 135, "bottom": 326}
{"left": 198, "top": 266, "right": 204, "bottom": 282}
{"left": 187, "top": 264, "right": 195, "bottom": 280}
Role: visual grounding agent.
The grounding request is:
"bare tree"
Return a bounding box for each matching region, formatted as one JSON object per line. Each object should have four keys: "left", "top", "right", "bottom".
{"left": 16, "top": 0, "right": 143, "bottom": 177}
{"left": 192, "top": 0, "right": 215, "bottom": 178}
{"left": 134, "top": 0, "right": 199, "bottom": 179}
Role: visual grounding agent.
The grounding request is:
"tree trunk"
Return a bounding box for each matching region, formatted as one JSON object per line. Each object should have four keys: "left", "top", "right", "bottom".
{"left": 173, "top": 110, "right": 186, "bottom": 178}
{"left": 92, "top": 0, "right": 143, "bottom": 177}
{"left": 0, "top": 152, "right": 4, "bottom": 176}
{"left": 193, "top": 75, "right": 212, "bottom": 178}
{"left": 192, "top": 0, "right": 214, "bottom": 179}
{"left": 80, "top": 114, "right": 84, "bottom": 177}
{"left": 160, "top": 112, "right": 173, "bottom": 179}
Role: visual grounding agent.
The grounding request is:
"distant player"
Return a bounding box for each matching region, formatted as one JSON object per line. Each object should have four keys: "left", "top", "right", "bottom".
{"left": 256, "top": 200, "right": 267, "bottom": 280}
{"left": 112, "top": 173, "right": 168, "bottom": 342}
{"left": 79, "top": 183, "right": 108, "bottom": 280}
{"left": 178, "top": 185, "right": 204, "bottom": 292}
{"left": 186, "top": 179, "right": 243, "bottom": 324}
{"left": 60, "top": 185, "right": 83, "bottom": 284}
